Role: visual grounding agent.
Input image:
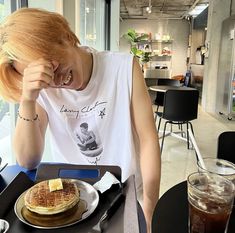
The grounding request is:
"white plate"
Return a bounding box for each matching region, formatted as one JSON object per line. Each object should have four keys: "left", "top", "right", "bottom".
{"left": 14, "top": 179, "right": 99, "bottom": 229}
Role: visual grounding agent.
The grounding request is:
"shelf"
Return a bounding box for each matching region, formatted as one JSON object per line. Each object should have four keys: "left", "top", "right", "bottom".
{"left": 151, "top": 54, "right": 172, "bottom": 57}
{"left": 133, "top": 38, "right": 173, "bottom": 79}
{"left": 151, "top": 56, "right": 171, "bottom": 62}
{"left": 151, "top": 40, "right": 173, "bottom": 43}
{"left": 144, "top": 68, "right": 172, "bottom": 79}
{"left": 136, "top": 40, "right": 173, "bottom": 44}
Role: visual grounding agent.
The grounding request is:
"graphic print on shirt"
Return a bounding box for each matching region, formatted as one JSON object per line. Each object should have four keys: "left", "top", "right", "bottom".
{"left": 61, "top": 101, "right": 107, "bottom": 164}
{"left": 75, "top": 120, "right": 103, "bottom": 162}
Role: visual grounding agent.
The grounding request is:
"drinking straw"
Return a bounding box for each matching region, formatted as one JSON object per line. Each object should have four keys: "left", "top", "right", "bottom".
{"left": 188, "top": 128, "right": 207, "bottom": 170}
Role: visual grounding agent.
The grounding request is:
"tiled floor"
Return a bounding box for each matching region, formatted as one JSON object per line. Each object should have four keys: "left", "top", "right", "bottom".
{"left": 157, "top": 104, "right": 235, "bottom": 197}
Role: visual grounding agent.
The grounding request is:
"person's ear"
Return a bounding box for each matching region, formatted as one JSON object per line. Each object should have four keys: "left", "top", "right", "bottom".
{"left": 51, "top": 60, "right": 59, "bottom": 71}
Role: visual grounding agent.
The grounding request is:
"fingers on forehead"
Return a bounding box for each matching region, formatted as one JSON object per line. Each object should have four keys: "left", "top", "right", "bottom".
{"left": 27, "top": 58, "right": 53, "bottom": 68}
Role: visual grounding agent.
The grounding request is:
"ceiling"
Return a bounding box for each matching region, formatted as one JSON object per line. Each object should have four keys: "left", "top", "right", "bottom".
{"left": 120, "top": 0, "right": 209, "bottom": 20}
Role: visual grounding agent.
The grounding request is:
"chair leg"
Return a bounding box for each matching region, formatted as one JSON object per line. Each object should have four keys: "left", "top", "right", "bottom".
{"left": 156, "top": 105, "right": 160, "bottom": 112}
{"left": 188, "top": 122, "right": 194, "bottom": 135}
{"left": 160, "top": 121, "right": 168, "bottom": 154}
{"left": 186, "top": 122, "right": 190, "bottom": 149}
{"left": 155, "top": 105, "right": 160, "bottom": 122}
{"left": 157, "top": 117, "right": 162, "bottom": 131}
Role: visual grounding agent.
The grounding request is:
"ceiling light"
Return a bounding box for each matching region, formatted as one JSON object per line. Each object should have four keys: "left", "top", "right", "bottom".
{"left": 86, "top": 7, "right": 90, "bottom": 13}
{"left": 146, "top": 0, "right": 152, "bottom": 14}
{"left": 188, "top": 4, "right": 209, "bottom": 17}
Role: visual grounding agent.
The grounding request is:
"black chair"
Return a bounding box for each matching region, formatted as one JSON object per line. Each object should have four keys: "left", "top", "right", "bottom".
{"left": 156, "top": 89, "right": 199, "bottom": 154}
{"left": 154, "top": 79, "right": 181, "bottom": 115}
{"left": 217, "top": 131, "right": 235, "bottom": 163}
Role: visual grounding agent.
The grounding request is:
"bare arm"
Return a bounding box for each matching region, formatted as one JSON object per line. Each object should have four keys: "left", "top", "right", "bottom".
{"left": 13, "top": 59, "right": 53, "bottom": 169}
{"left": 85, "top": 131, "right": 96, "bottom": 144}
{"left": 131, "top": 58, "right": 161, "bottom": 233}
{"left": 13, "top": 101, "right": 48, "bottom": 169}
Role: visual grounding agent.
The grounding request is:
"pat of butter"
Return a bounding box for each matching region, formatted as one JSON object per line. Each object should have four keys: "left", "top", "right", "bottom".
{"left": 49, "top": 178, "right": 63, "bottom": 192}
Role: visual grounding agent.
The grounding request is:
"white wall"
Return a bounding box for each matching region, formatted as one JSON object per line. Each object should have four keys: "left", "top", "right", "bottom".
{"left": 119, "top": 19, "right": 190, "bottom": 76}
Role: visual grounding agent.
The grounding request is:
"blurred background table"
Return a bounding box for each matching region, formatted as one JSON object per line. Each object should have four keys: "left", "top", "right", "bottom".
{"left": 149, "top": 85, "right": 196, "bottom": 93}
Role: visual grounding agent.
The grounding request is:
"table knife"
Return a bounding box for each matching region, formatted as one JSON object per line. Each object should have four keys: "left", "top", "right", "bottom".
{"left": 90, "top": 192, "right": 125, "bottom": 233}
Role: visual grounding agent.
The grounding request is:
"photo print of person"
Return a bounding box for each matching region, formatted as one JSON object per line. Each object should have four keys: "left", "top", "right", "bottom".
{"left": 65, "top": 113, "right": 103, "bottom": 164}
{"left": 76, "top": 122, "right": 97, "bottom": 151}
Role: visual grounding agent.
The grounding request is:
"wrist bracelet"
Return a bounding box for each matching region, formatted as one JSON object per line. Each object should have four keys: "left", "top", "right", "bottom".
{"left": 17, "top": 111, "right": 39, "bottom": 122}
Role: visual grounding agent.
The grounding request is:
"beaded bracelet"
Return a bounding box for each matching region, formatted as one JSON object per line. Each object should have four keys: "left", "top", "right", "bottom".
{"left": 18, "top": 111, "right": 39, "bottom": 122}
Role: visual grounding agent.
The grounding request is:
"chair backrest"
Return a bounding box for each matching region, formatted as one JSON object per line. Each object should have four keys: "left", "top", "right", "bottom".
{"left": 217, "top": 131, "right": 235, "bottom": 163}
{"left": 162, "top": 89, "right": 199, "bottom": 121}
{"left": 157, "top": 78, "right": 181, "bottom": 86}
{"left": 154, "top": 79, "right": 181, "bottom": 106}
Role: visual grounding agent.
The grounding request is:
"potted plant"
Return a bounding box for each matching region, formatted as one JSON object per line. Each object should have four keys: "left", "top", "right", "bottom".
{"left": 123, "top": 28, "right": 149, "bottom": 45}
{"left": 123, "top": 29, "right": 151, "bottom": 71}
{"left": 140, "top": 51, "right": 152, "bottom": 64}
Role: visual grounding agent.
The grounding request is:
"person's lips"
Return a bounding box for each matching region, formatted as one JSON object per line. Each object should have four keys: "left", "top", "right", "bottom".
{"left": 49, "top": 70, "right": 73, "bottom": 88}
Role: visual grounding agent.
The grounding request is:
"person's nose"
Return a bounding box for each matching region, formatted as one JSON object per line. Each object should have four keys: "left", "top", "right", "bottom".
{"left": 51, "top": 60, "right": 59, "bottom": 71}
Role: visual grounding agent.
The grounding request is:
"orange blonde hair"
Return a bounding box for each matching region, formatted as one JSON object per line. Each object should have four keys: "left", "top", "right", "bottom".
{"left": 0, "top": 8, "right": 80, "bottom": 102}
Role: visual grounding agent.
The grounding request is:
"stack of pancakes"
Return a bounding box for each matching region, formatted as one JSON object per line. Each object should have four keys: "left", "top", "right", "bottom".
{"left": 24, "top": 179, "right": 80, "bottom": 215}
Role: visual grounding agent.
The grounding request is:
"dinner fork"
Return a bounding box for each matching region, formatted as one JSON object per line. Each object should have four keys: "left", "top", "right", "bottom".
{"left": 89, "top": 192, "right": 125, "bottom": 233}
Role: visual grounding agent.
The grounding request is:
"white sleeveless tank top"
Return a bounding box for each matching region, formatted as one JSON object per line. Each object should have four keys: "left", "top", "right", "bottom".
{"left": 37, "top": 51, "right": 142, "bottom": 189}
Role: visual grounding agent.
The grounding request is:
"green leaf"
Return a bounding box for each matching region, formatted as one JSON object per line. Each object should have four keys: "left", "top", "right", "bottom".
{"left": 136, "top": 33, "right": 149, "bottom": 41}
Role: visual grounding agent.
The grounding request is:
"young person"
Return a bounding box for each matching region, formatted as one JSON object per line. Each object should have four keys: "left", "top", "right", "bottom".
{"left": 0, "top": 8, "right": 161, "bottom": 231}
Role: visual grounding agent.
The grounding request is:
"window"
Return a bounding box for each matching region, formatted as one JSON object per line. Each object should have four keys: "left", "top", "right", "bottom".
{"left": 79, "top": 0, "right": 105, "bottom": 51}
{"left": 0, "top": 0, "right": 16, "bottom": 165}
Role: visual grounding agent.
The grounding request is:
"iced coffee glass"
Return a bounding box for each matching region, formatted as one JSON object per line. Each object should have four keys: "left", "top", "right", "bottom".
{"left": 187, "top": 172, "right": 235, "bottom": 233}
{"left": 197, "top": 158, "right": 235, "bottom": 184}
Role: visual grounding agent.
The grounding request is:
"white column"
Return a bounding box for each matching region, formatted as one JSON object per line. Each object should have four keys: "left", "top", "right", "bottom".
{"left": 110, "top": 0, "right": 120, "bottom": 51}
{"left": 202, "top": 0, "right": 232, "bottom": 112}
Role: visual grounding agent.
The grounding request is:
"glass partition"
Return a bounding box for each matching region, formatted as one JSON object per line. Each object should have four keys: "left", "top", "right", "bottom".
{"left": 79, "top": 0, "right": 105, "bottom": 51}
{"left": 0, "top": 0, "right": 16, "bottom": 165}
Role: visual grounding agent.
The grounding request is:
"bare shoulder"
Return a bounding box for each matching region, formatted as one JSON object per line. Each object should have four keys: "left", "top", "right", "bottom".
{"left": 131, "top": 57, "right": 148, "bottom": 99}
{"left": 132, "top": 57, "right": 144, "bottom": 79}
